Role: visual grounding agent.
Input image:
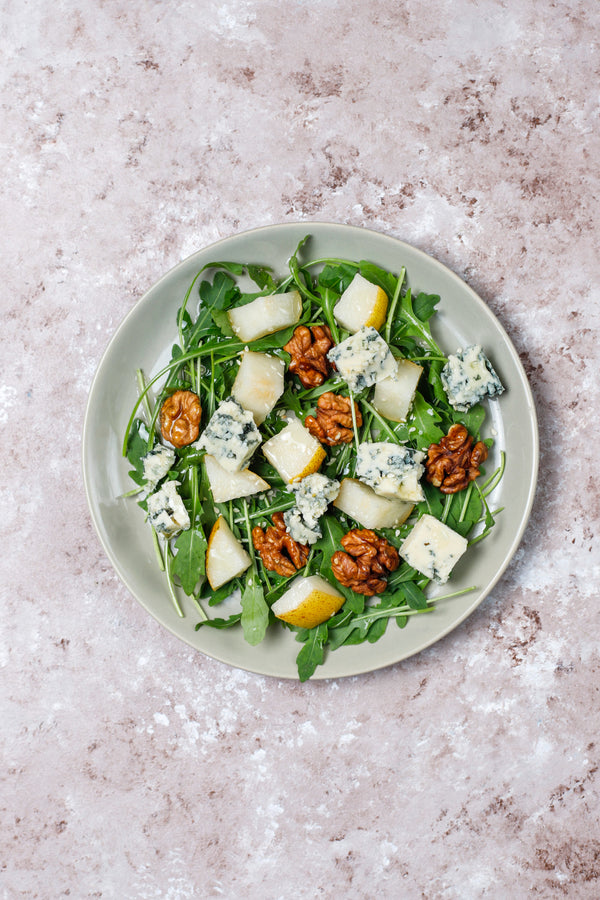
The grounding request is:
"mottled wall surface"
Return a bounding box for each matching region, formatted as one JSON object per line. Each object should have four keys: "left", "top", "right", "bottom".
{"left": 1, "top": 0, "right": 599, "bottom": 897}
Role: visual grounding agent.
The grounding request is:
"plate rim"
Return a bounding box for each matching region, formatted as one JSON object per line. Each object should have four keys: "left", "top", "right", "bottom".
{"left": 82, "top": 221, "right": 539, "bottom": 679}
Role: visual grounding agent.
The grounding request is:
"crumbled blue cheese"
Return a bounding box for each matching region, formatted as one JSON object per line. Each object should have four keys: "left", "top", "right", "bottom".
{"left": 146, "top": 481, "right": 190, "bottom": 538}
{"left": 399, "top": 514, "right": 468, "bottom": 583}
{"left": 441, "top": 345, "right": 505, "bottom": 411}
{"left": 197, "top": 397, "right": 261, "bottom": 472}
{"left": 283, "top": 473, "right": 340, "bottom": 545}
{"left": 142, "top": 445, "right": 176, "bottom": 489}
{"left": 327, "top": 326, "right": 396, "bottom": 393}
{"left": 355, "top": 441, "right": 425, "bottom": 501}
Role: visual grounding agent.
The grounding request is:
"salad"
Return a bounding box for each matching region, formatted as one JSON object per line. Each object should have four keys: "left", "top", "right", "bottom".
{"left": 123, "top": 236, "right": 505, "bottom": 680}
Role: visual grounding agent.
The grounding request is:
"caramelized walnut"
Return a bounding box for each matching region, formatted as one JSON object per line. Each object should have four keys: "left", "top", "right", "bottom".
{"left": 331, "top": 529, "right": 399, "bottom": 596}
{"left": 283, "top": 325, "right": 334, "bottom": 388}
{"left": 160, "top": 390, "right": 202, "bottom": 447}
{"left": 252, "top": 512, "right": 309, "bottom": 577}
{"left": 425, "top": 423, "right": 489, "bottom": 494}
{"left": 305, "top": 392, "right": 363, "bottom": 446}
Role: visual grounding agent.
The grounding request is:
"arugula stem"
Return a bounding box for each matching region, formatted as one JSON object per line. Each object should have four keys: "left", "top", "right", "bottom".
{"left": 430, "top": 585, "right": 477, "bottom": 602}
{"left": 384, "top": 266, "right": 405, "bottom": 344}
{"left": 349, "top": 390, "right": 361, "bottom": 454}
{"left": 303, "top": 546, "right": 316, "bottom": 576}
{"left": 164, "top": 543, "right": 184, "bottom": 617}
{"left": 234, "top": 497, "right": 296, "bottom": 523}
{"left": 152, "top": 528, "right": 165, "bottom": 572}
{"left": 120, "top": 485, "right": 145, "bottom": 498}
{"left": 192, "top": 594, "right": 208, "bottom": 621}
{"left": 178, "top": 270, "right": 204, "bottom": 349}
{"left": 136, "top": 369, "right": 154, "bottom": 422}
{"left": 468, "top": 527, "right": 494, "bottom": 547}
{"left": 241, "top": 499, "right": 257, "bottom": 565}
{"left": 458, "top": 482, "right": 473, "bottom": 523}
{"left": 361, "top": 399, "right": 400, "bottom": 443}
{"left": 441, "top": 493, "right": 453, "bottom": 524}
{"left": 349, "top": 605, "right": 434, "bottom": 626}
{"left": 482, "top": 451, "right": 506, "bottom": 497}
{"left": 301, "top": 256, "right": 360, "bottom": 270}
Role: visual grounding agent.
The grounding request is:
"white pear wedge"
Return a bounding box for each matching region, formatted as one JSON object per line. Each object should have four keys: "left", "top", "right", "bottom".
{"left": 333, "top": 478, "right": 414, "bottom": 530}
{"left": 204, "top": 454, "right": 269, "bottom": 503}
{"left": 372, "top": 358, "right": 423, "bottom": 422}
{"left": 262, "top": 417, "right": 326, "bottom": 484}
{"left": 333, "top": 273, "right": 388, "bottom": 333}
{"left": 206, "top": 516, "right": 252, "bottom": 590}
{"left": 228, "top": 291, "right": 302, "bottom": 342}
{"left": 231, "top": 350, "right": 285, "bottom": 424}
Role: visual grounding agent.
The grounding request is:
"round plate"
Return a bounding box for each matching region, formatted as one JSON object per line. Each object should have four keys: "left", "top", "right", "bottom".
{"left": 82, "top": 223, "right": 538, "bottom": 679}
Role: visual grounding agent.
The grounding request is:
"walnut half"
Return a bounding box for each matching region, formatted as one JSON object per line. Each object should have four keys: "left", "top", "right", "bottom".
{"left": 160, "top": 390, "right": 202, "bottom": 448}
{"left": 252, "top": 512, "right": 309, "bottom": 577}
{"left": 283, "top": 325, "right": 334, "bottom": 388}
{"left": 425, "top": 423, "right": 488, "bottom": 494}
{"left": 331, "top": 529, "right": 399, "bottom": 596}
{"left": 305, "top": 392, "right": 363, "bottom": 446}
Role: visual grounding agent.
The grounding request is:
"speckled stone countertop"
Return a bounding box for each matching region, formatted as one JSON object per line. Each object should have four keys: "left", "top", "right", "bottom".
{"left": 2, "top": 1, "right": 599, "bottom": 897}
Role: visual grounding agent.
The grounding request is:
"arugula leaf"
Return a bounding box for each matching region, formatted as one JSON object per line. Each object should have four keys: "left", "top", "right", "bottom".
{"left": 247, "top": 265, "right": 276, "bottom": 291}
{"left": 296, "top": 623, "right": 328, "bottom": 682}
{"left": 172, "top": 527, "right": 207, "bottom": 595}
{"left": 240, "top": 574, "right": 269, "bottom": 646}
{"left": 398, "top": 581, "right": 429, "bottom": 610}
{"left": 412, "top": 291, "right": 440, "bottom": 322}
{"left": 407, "top": 392, "right": 445, "bottom": 448}
{"left": 195, "top": 613, "right": 242, "bottom": 629}
{"left": 392, "top": 288, "right": 444, "bottom": 355}
{"left": 317, "top": 262, "right": 358, "bottom": 293}
{"left": 199, "top": 271, "right": 239, "bottom": 311}
{"left": 126, "top": 418, "right": 150, "bottom": 486}
{"left": 359, "top": 260, "right": 398, "bottom": 298}
{"left": 210, "top": 308, "right": 236, "bottom": 337}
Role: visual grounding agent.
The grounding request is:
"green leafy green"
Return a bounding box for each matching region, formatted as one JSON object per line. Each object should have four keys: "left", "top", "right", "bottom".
{"left": 296, "top": 623, "right": 328, "bottom": 682}
{"left": 240, "top": 574, "right": 270, "bottom": 646}
{"left": 172, "top": 527, "right": 207, "bottom": 595}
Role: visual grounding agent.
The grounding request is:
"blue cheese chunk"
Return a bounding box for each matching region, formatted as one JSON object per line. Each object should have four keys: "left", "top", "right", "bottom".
{"left": 327, "top": 326, "right": 396, "bottom": 393}
{"left": 146, "top": 481, "right": 190, "bottom": 538}
{"left": 441, "top": 345, "right": 505, "bottom": 411}
{"left": 355, "top": 442, "right": 425, "bottom": 502}
{"left": 399, "top": 514, "right": 468, "bottom": 583}
{"left": 197, "top": 397, "right": 261, "bottom": 472}
{"left": 142, "top": 445, "right": 176, "bottom": 489}
{"left": 283, "top": 473, "right": 340, "bottom": 546}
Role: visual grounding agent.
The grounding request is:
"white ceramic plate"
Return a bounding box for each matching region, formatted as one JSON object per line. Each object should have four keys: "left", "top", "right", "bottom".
{"left": 82, "top": 223, "right": 538, "bottom": 680}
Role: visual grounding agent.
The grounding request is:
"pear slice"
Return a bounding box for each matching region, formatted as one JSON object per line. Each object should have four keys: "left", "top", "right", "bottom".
{"left": 204, "top": 454, "right": 269, "bottom": 504}
{"left": 262, "top": 418, "right": 326, "bottom": 484}
{"left": 372, "top": 358, "right": 423, "bottom": 422}
{"left": 271, "top": 574, "right": 344, "bottom": 629}
{"left": 231, "top": 350, "right": 285, "bottom": 425}
{"left": 206, "top": 516, "right": 252, "bottom": 590}
{"left": 333, "top": 478, "right": 414, "bottom": 530}
{"left": 333, "top": 273, "right": 388, "bottom": 333}
{"left": 228, "top": 290, "right": 302, "bottom": 342}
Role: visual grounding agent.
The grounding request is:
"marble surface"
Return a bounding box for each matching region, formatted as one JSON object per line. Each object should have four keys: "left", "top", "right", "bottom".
{"left": 2, "top": 0, "right": 599, "bottom": 897}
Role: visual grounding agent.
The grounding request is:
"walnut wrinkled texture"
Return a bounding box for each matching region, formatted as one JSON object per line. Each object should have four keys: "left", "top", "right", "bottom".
{"left": 305, "top": 392, "right": 363, "bottom": 446}
{"left": 160, "top": 390, "right": 202, "bottom": 448}
{"left": 252, "top": 512, "right": 310, "bottom": 577}
{"left": 425, "top": 423, "right": 489, "bottom": 494}
{"left": 331, "top": 529, "right": 400, "bottom": 596}
{"left": 283, "top": 325, "right": 334, "bottom": 388}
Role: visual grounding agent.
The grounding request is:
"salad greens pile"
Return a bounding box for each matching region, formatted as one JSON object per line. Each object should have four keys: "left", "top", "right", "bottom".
{"left": 123, "top": 236, "right": 504, "bottom": 680}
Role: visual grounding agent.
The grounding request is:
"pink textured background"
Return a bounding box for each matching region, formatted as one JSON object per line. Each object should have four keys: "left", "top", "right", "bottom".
{"left": 2, "top": 1, "right": 599, "bottom": 897}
